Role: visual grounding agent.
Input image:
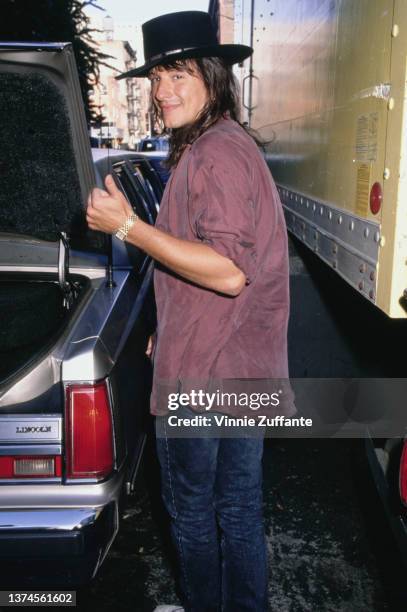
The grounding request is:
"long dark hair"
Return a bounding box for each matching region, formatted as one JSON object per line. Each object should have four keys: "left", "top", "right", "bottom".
{"left": 149, "top": 57, "right": 261, "bottom": 168}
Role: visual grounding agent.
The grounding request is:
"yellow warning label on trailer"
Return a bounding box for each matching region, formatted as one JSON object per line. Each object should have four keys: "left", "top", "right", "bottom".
{"left": 356, "top": 163, "right": 371, "bottom": 217}
{"left": 355, "top": 113, "right": 378, "bottom": 162}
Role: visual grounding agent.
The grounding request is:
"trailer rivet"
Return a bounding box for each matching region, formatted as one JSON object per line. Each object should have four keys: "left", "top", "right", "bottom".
{"left": 364, "top": 227, "right": 370, "bottom": 238}
{"left": 328, "top": 211, "right": 332, "bottom": 220}
{"left": 358, "top": 281, "right": 364, "bottom": 291}
{"left": 359, "top": 263, "right": 366, "bottom": 273}
{"left": 374, "top": 231, "right": 380, "bottom": 243}
{"left": 320, "top": 206, "right": 323, "bottom": 215}
{"left": 370, "top": 271, "right": 375, "bottom": 281}
{"left": 388, "top": 98, "right": 395, "bottom": 110}
{"left": 392, "top": 24, "right": 399, "bottom": 37}
{"left": 333, "top": 261, "right": 337, "bottom": 269}
{"left": 332, "top": 244, "right": 338, "bottom": 254}
{"left": 383, "top": 168, "right": 391, "bottom": 180}
{"left": 379, "top": 236, "right": 386, "bottom": 247}
{"left": 338, "top": 215, "right": 343, "bottom": 224}
{"left": 349, "top": 221, "right": 354, "bottom": 231}
{"left": 369, "top": 290, "right": 375, "bottom": 300}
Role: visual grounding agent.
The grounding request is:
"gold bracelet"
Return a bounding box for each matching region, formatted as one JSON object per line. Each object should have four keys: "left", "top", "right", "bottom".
{"left": 115, "top": 213, "right": 138, "bottom": 241}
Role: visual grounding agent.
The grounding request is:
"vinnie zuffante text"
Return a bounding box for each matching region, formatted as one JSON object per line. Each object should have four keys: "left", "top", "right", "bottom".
{"left": 167, "top": 414, "right": 312, "bottom": 428}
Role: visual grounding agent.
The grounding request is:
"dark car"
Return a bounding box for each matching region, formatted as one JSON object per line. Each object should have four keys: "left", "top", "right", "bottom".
{"left": 136, "top": 151, "right": 170, "bottom": 186}
{"left": 137, "top": 137, "right": 170, "bottom": 185}
{"left": 0, "top": 42, "right": 162, "bottom": 585}
{"left": 138, "top": 135, "right": 169, "bottom": 153}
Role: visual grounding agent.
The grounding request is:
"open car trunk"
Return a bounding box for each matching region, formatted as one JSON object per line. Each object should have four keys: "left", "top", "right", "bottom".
{"left": 0, "top": 273, "right": 90, "bottom": 386}
{"left": 0, "top": 43, "right": 106, "bottom": 393}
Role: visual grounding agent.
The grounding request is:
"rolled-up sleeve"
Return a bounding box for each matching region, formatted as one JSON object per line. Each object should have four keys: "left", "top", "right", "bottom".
{"left": 187, "top": 143, "right": 258, "bottom": 284}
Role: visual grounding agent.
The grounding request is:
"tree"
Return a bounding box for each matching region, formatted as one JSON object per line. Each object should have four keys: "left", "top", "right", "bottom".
{"left": 0, "top": 0, "right": 109, "bottom": 125}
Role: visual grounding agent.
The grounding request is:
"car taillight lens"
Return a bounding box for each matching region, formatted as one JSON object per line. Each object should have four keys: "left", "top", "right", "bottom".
{"left": 65, "top": 381, "right": 114, "bottom": 480}
{"left": 399, "top": 441, "right": 407, "bottom": 505}
{"left": 0, "top": 455, "right": 62, "bottom": 478}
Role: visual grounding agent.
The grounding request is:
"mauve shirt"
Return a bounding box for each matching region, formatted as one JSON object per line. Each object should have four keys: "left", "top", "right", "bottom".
{"left": 150, "top": 117, "right": 290, "bottom": 416}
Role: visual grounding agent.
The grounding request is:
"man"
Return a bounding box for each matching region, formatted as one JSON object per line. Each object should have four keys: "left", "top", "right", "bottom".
{"left": 86, "top": 11, "right": 290, "bottom": 612}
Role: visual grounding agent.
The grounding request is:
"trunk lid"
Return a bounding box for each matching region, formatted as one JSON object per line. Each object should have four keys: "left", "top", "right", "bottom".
{"left": 0, "top": 42, "right": 106, "bottom": 254}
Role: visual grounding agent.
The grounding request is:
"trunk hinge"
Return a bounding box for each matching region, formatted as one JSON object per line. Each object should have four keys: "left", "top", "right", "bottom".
{"left": 58, "top": 232, "right": 79, "bottom": 309}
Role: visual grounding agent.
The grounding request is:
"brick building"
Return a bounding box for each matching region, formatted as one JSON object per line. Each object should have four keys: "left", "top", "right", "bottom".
{"left": 90, "top": 16, "right": 151, "bottom": 148}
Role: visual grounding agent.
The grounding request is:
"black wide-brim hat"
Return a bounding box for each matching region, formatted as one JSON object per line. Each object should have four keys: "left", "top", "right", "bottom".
{"left": 116, "top": 11, "right": 252, "bottom": 79}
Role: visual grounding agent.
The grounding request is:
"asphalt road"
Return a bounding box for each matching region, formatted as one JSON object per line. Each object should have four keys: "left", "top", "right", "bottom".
{"left": 70, "top": 437, "right": 405, "bottom": 612}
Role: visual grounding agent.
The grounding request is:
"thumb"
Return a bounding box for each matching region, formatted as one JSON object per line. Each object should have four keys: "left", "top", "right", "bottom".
{"left": 104, "top": 174, "right": 121, "bottom": 197}
{"left": 94, "top": 187, "right": 109, "bottom": 198}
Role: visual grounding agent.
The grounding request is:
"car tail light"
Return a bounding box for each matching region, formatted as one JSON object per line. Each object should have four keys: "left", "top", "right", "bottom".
{"left": 65, "top": 381, "right": 114, "bottom": 480}
{"left": 0, "top": 455, "right": 62, "bottom": 478}
{"left": 400, "top": 441, "right": 407, "bottom": 505}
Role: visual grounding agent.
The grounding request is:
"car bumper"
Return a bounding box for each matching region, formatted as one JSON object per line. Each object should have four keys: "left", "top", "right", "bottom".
{"left": 0, "top": 502, "right": 118, "bottom": 580}
{"left": 0, "top": 468, "right": 124, "bottom": 584}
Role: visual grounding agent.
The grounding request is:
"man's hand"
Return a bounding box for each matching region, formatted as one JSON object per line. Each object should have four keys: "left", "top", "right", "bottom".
{"left": 86, "top": 174, "right": 134, "bottom": 234}
{"left": 86, "top": 174, "right": 246, "bottom": 296}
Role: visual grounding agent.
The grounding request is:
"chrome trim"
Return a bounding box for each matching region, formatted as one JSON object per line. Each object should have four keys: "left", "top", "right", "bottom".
{"left": 0, "top": 42, "right": 68, "bottom": 51}
{"left": 0, "top": 265, "right": 106, "bottom": 279}
{"left": 0, "top": 507, "right": 101, "bottom": 531}
{"left": 0, "top": 478, "right": 61, "bottom": 484}
{"left": 58, "top": 233, "right": 69, "bottom": 293}
{"left": 0, "top": 445, "right": 61, "bottom": 456}
{"left": 0, "top": 470, "right": 123, "bottom": 508}
{"left": 0, "top": 415, "right": 62, "bottom": 443}
{"left": 105, "top": 377, "right": 118, "bottom": 472}
{"left": 64, "top": 478, "right": 103, "bottom": 485}
{"left": 97, "top": 501, "right": 119, "bottom": 569}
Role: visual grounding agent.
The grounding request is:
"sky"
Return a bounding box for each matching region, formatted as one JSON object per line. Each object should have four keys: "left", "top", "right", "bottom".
{"left": 86, "top": 0, "right": 209, "bottom": 24}
{"left": 85, "top": 0, "right": 210, "bottom": 62}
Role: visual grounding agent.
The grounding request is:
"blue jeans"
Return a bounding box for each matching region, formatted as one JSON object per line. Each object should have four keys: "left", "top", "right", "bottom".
{"left": 155, "top": 412, "right": 268, "bottom": 612}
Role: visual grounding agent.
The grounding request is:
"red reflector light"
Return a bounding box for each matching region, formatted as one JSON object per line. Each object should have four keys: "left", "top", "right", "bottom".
{"left": 65, "top": 381, "right": 114, "bottom": 480}
{"left": 400, "top": 442, "right": 407, "bottom": 505}
{"left": 370, "top": 182, "right": 383, "bottom": 215}
{"left": 0, "top": 455, "right": 62, "bottom": 478}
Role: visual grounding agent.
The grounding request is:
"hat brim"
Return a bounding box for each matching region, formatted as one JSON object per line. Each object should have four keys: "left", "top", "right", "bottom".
{"left": 116, "top": 44, "right": 252, "bottom": 79}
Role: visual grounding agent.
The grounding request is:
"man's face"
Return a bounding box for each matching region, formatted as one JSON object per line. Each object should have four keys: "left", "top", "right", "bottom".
{"left": 149, "top": 62, "right": 209, "bottom": 129}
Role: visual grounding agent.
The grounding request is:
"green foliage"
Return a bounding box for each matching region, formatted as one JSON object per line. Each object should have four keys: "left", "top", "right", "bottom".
{"left": 0, "top": 0, "right": 109, "bottom": 125}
